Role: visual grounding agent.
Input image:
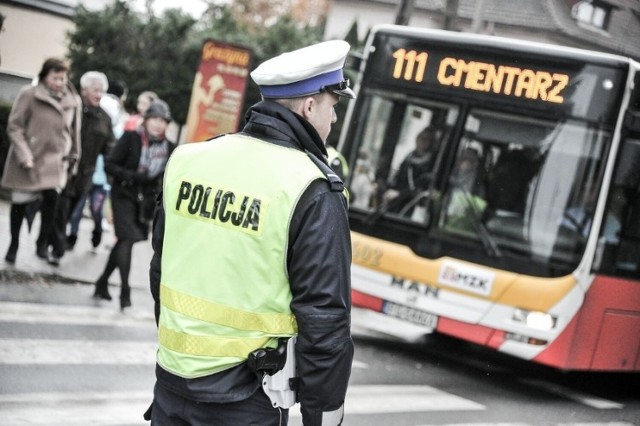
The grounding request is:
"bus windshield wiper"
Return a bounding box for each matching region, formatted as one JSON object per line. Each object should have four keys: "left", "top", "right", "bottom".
{"left": 365, "top": 189, "right": 431, "bottom": 225}
{"left": 364, "top": 199, "right": 391, "bottom": 225}
{"left": 364, "top": 192, "right": 406, "bottom": 225}
{"left": 458, "top": 189, "right": 502, "bottom": 258}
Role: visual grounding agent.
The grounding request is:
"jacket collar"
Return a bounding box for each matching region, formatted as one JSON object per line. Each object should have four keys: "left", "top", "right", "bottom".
{"left": 33, "top": 82, "right": 78, "bottom": 114}
{"left": 242, "top": 100, "right": 328, "bottom": 163}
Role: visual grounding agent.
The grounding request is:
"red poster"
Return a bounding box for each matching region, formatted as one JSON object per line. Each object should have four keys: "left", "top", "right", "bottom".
{"left": 185, "top": 40, "right": 252, "bottom": 143}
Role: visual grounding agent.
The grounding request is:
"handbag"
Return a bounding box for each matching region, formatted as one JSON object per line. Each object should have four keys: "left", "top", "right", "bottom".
{"left": 136, "top": 190, "right": 156, "bottom": 224}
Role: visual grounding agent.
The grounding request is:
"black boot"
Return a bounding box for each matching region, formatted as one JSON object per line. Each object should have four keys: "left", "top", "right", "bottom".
{"left": 120, "top": 286, "right": 131, "bottom": 310}
{"left": 6, "top": 203, "right": 25, "bottom": 263}
{"left": 47, "top": 252, "right": 61, "bottom": 266}
{"left": 91, "top": 229, "right": 102, "bottom": 248}
{"left": 66, "top": 234, "right": 77, "bottom": 250}
{"left": 93, "top": 278, "right": 112, "bottom": 301}
{"left": 5, "top": 242, "right": 18, "bottom": 263}
{"left": 35, "top": 242, "right": 48, "bottom": 259}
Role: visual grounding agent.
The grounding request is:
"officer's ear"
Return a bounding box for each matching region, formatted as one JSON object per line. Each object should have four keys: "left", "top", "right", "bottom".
{"left": 300, "top": 96, "right": 317, "bottom": 121}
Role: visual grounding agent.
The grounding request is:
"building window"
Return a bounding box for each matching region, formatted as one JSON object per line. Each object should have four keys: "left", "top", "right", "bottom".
{"left": 571, "top": 0, "right": 612, "bottom": 30}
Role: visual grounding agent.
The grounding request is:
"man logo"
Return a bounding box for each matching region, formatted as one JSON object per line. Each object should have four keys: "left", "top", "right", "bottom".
{"left": 390, "top": 276, "right": 440, "bottom": 299}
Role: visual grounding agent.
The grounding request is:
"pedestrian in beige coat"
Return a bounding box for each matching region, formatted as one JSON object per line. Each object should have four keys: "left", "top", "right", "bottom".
{"left": 1, "top": 57, "right": 82, "bottom": 264}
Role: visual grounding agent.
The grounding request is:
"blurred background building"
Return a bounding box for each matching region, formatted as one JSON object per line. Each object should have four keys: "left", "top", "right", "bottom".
{"left": 1, "top": 0, "right": 639, "bottom": 104}
{"left": 324, "top": 0, "right": 640, "bottom": 60}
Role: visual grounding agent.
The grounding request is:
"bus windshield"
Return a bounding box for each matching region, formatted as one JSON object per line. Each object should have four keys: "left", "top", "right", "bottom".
{"left": 347, "top": 93, "right": 611, "bottom": 277}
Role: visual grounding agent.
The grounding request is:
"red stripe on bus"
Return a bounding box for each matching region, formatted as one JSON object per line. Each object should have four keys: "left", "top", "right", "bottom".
{"left": 436, "top": 316, "right": 504, "bottom": 347}
{"left": 352, "top": 290, "right": 384, "bottom": 312}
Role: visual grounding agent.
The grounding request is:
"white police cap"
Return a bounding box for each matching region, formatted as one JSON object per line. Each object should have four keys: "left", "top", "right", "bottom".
{"left": 251, "top": 40, "right": 356, "bottom": 99}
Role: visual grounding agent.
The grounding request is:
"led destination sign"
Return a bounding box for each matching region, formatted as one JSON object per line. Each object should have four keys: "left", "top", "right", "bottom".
{"left": 391, "top": 48, "right": 570, "bottom": 104}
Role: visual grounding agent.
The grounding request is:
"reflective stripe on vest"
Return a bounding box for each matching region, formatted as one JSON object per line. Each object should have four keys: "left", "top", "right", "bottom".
{"left": 158, "top": 134, "right": 326, "bottom": 378}
{"left": 161, "top": 284, "right": 297, "bottom": 334}
{"left": 158, "top": 325, "right": 272, "bottom": 357}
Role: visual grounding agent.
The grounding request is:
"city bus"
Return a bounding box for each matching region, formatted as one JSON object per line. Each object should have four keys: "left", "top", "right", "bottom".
{"left": 338, "top": 24, "right": 640, "bottom": 371}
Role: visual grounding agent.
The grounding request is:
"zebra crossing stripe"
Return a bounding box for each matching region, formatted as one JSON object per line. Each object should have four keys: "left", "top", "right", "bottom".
{"left": 0, "top": 390, "right": 634, "bottom": 426}
{"left": 0, "top": 301, "right": 155, "bottom": 326}
{"left": 0, "top": 385, "right": 483, "bottom": 425}
{"left": 0, "top": 338, "right": 157, "bottom": 364}
{"left": 520, "top": 379, "right": 624, "bottom": 410}
{"left": 414, "top": 424, "right": 635, "bottom": 426}
{"left": 0, "top": 391, "right": 151, "bottom": 426}
{"left": 343, "top": 385, "right": 485, "bottom": 413}
{"left": 0, "top": 301, "right": 627, "bottom": 418}
{"left": 287, "top": 385, "right": 485, "bottom": 418}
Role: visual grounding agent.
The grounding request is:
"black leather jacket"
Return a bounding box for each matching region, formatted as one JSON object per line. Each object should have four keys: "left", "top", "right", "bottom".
{"left": 65, "top": 104, "right": 114, "bottom": 197}
{"left": 149, "top": 100, "right": 353, "bottom": 425}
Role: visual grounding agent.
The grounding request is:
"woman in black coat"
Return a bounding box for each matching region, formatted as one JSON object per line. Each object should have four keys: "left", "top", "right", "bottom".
{"left": 94, "top": 100, "right": 175, "bottom": 309}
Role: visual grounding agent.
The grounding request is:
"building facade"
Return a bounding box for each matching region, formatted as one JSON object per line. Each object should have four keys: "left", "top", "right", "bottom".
{"left": 0, "top": 0, "right": 111, "bottom": 102}
{"left": 1, "top": 0, "right": 639, "bottom": 105}
{"left": 0, "top": 0, "right": 76, "bottom": 102}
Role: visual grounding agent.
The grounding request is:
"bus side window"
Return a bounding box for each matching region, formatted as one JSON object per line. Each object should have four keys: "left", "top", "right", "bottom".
{"left": 595, "top": 137, "right": 640, "bottom": 278}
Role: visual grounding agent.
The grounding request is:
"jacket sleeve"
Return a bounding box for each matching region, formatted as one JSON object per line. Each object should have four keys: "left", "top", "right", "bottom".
{"left": 288, "top": 179, "right": 354, "bottom": 426}
{"left": 105, "top": 131, "right": 137, "bottom": 184}
{"left": 6, "top": 87, "right": 34, "bottom": 166}
{"left": 101, "top": 114, "right": 116, "bottom": 157}
{"left": 150, "top": 200, "right": 165, "bottom": 325}
{"left": 68, "top": 92, "right": 83, "bottom": 176}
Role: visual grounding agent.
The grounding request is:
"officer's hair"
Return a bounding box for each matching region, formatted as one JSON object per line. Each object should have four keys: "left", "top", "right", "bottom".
{"left": 80, "top": 71, "right": 109, "bottom": 92}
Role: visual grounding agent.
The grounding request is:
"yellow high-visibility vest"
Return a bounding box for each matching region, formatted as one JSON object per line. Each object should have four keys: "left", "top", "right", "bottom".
{"left": 158, "top": 134, "right": 326, "bottom": 378}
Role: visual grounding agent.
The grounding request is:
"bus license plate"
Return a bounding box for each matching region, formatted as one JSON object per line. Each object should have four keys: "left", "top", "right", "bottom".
{"left": 382, "top": 301, "right": 438, "bottom": 328}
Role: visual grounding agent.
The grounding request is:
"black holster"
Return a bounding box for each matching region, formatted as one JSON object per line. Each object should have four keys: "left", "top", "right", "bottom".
{"left": 247, "top": 338, "right": 289, "bottom": 376}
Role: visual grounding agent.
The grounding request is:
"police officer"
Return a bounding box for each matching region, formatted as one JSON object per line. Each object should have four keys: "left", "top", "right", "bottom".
{"left": 147, "top": 40, "right": 355, "bottom": 426}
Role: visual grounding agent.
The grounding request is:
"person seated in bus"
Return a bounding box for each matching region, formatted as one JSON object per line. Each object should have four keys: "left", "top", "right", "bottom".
{"left": 553, "top": 186, "right": 621, "bottom": 264}
{"left": 442, "top": 147, "right": 487, "bottom": 233}
{"left": 560, "top": 185, "right": 622, "bottom": 245}
{"left": 485, "top": 148, "right": 540, "bottom": 216}
{"left": 382, "top": 126, "right": 441, "bottom": 213}
{"left": 350, "top": 151, "right": 375, "bottom": 209}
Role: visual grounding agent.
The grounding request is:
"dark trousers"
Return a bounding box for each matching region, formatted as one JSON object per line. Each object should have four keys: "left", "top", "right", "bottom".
{"left": 51, "top": 191, "right": 84, "bottom": 257}
{"left": 37, "top": 189, "right": 64, "bottom": 255}
{"left": 150, "top": 383, "right": 288, "bottom": 426}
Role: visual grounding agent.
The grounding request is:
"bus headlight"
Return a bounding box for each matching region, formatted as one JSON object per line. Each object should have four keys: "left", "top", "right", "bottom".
{"left": 512, "top": 308, "right": 557, "bottom": 330}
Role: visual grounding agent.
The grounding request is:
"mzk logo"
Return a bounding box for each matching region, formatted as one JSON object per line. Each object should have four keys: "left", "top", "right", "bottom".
{"left": 438, "top": 261, "right": 495, "bottom": 296}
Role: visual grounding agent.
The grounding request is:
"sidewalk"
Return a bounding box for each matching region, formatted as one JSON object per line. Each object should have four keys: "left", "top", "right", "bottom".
{"left": 0, "top": 198, "right": 155, "bottom": 309}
